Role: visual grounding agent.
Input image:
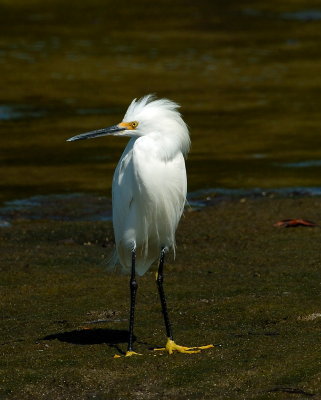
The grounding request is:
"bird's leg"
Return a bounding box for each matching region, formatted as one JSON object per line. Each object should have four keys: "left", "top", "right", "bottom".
{"left": 114, "top": 249, "right": 141, "bottom": 358}
{"left": 154, "top": 247, "right": 214, "bottom": 355}
{"left": 156, "top": 247, "right": 173, "bottom": 340}
{"left": 124, "top": 248, "right": 141, "bottom": 357}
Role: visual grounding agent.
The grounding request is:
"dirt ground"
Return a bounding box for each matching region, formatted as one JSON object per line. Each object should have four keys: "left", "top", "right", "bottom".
{"left": 2, "top": 196, "right": 321, "bottom": 399}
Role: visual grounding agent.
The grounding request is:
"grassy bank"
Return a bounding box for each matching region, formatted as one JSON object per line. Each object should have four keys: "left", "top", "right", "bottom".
{"left": 2, "top": 196, "right": 321, "bottom": 399}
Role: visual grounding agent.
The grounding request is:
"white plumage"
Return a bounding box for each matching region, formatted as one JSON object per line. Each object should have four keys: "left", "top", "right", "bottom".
{"left": 68, "top": 94, "right": 190, "bottom": 276}
{"left": 67, "top": 95, "right": 214, "bottom": 356}
{"left": 111, "top": 95, "right": 190, "bottom": 275}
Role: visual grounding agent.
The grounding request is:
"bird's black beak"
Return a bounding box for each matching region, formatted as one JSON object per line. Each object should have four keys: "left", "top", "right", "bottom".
{"left": 66, "top": 124, "right": 126, "bottom": 142}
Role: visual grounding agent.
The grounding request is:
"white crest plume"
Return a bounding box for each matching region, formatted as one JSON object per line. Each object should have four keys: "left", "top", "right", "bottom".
{"left": 122, "top": 94, "right": 190, "bottom": 158}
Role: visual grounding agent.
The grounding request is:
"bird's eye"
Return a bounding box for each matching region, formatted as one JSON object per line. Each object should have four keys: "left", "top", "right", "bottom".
{"left": 131, "top": 121, "right": 139, "bottom": 129}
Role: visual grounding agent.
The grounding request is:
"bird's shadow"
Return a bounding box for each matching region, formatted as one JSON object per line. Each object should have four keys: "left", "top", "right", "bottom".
{"left": 41, "top": 328, "right": 134, "bottom": 355}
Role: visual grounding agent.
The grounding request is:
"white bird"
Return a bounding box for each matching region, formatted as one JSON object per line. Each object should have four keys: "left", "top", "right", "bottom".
{"left": 67, "top": 95, "right": 213, "bottom": 357}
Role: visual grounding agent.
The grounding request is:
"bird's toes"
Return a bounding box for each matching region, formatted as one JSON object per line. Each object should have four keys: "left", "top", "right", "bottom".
{"left": 113, "top": 351, "right": 142, "bottom": 358}
{"left": 196, "top": 344, "right": 215, "bottom": 350}
{"left": 125, "top": 350, "right": 142, "bottom": 357}
{"left": 154, "top": 339, "right": 214, "bottom": 355}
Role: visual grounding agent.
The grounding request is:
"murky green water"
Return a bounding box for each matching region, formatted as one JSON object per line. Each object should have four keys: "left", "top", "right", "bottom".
{"left": 1, "top": 0, "right": 321, "bottom": 204}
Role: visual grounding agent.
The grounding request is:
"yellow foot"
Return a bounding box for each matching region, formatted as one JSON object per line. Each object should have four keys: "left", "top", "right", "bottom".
{"left": 125, "top": 350, "right": 142, "bottom": 357}
{"left": 154, "top": 338, "right": 214, "bottom": 355}
{"left": 113, "top": 351, "right": 142, "bottom": 358}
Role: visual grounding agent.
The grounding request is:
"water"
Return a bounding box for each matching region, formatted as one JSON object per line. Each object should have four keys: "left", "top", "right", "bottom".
{"left": 1, "top": 186, "right": 320, "bottom": 226}
{"left": 1, "top": 1, "right": 321, "bottom": 209}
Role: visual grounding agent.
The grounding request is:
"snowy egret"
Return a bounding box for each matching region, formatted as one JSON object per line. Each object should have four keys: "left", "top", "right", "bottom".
{"left": 67, "top": 95, "right": 213, "bottom": 357}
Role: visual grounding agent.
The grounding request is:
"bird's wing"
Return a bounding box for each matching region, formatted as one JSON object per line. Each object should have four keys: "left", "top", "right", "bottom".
{"left": 112, "top": 139, "right": 136, "bottom": 249}
{"left": 132, "top": 135, "right": 187, "bottom": 248}
{"left": 111, "top": 136, "right": 187, "bottom": 275}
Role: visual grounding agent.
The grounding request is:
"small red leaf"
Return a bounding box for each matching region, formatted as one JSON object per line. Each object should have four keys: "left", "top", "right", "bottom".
{"left": 274, "top": 219, "right": 317, "bottom": 228}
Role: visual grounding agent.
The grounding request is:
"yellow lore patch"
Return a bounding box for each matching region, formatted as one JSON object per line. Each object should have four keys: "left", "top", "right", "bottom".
{"left": 119, "top": 121, "right": 139, "bottom": 130}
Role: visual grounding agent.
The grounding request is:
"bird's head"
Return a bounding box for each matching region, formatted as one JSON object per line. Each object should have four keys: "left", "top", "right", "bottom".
{"left": 67, "top": 95, "right": 190, "bottom": 156}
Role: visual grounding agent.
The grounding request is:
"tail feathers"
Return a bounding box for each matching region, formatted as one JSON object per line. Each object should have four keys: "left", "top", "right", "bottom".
{"left": 106, "top": 249, "right": 119, "bottom": 273}
{"left": 106, "top": 249, "right": 133, "bottom": 275}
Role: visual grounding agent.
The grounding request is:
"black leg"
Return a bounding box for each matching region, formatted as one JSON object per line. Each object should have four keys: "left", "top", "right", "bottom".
{"left": 156, "top": 247, "right": 173, "bottom": 340}
{"left": 128, "top": 248, "right": 138, "bottom": 353}
{"left": 154, "top": 248, "right": 214, "bottom": 354}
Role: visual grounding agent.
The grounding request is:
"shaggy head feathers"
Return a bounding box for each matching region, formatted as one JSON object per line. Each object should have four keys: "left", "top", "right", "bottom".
{"left": 122, "top": 94, "right": 190, "bottom": 157}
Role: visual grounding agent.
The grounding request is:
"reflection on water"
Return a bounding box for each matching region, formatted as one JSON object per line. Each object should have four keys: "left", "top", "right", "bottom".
{"left": 0, "top": 105, "right": 46, "bottom": 121}
{"left": 2, "top": 186, "right": 321, "bottom": 226}
{"left": 0, "top": 193, "right": 112, "bottom": 226}
{"left": 277, "top": 160, "right": 321, "bottom": 168}
{"left": 243, "top": 8, "right": 321, "bottom": 21}
{"left": 1, "top": 1, "right": 321, "bottom": 205}
{"left": 0, "top": 104, "right": 123, "bottom": 121}
{"left": 281, "top": 10, "right": 321, "bottom": 21}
